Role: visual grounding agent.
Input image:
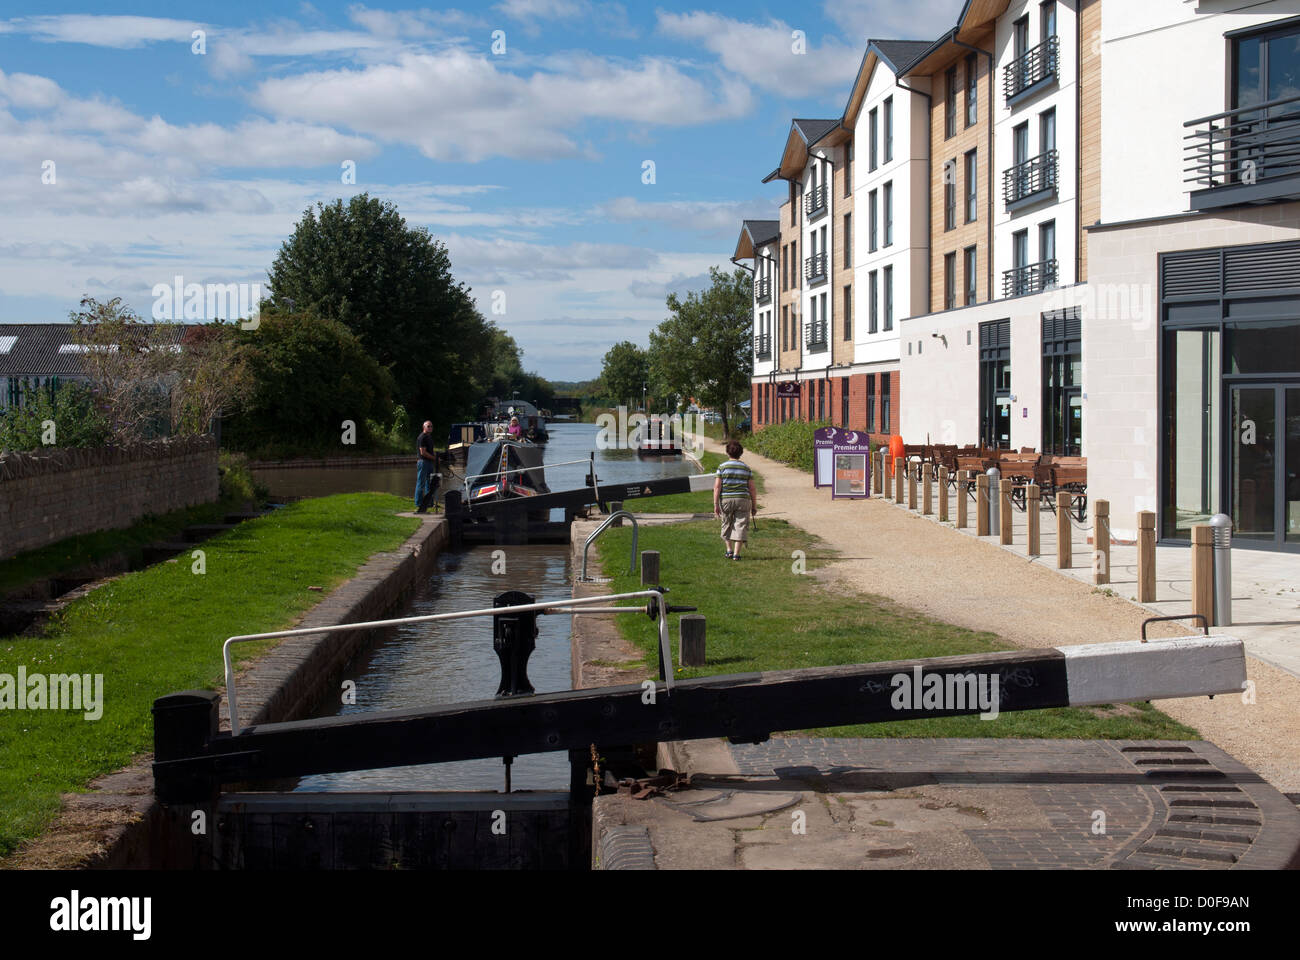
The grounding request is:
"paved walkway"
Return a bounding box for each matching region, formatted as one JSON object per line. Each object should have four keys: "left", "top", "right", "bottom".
{"left": 683, "top": 434, "right": 1300, "bottom": 794}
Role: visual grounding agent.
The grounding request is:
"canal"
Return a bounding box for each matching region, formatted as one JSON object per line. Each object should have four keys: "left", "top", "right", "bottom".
{"left": 255, "top": 422, "right": 699, "bottom": 794}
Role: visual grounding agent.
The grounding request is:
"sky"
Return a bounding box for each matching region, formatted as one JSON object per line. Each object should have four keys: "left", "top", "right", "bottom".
{"left": 0, "top": 0, "right": 962, "bottom": 380}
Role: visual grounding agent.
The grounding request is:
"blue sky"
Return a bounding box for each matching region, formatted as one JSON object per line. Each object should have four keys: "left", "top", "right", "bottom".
{"left": 0, "top": 0, "right": 961, "bottom": 380}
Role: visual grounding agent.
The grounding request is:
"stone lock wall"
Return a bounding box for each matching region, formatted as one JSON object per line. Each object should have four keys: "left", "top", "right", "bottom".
{"left": 0, "top": 436, "right": 220, "bottom": 559}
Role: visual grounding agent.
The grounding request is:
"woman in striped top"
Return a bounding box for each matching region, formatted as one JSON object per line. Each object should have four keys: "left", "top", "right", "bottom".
{"left": 713, "top": 439, "right": 758, "bottom": 560}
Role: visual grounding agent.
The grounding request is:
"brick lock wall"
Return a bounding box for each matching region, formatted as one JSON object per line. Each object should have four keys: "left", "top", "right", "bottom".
{"left": 0, "top": 439, "right": 220, "bottom": 559}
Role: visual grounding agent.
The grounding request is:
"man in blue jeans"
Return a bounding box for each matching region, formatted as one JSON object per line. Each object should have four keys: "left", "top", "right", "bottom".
{"left": 415, "top": 420, "right": 438, "bottom": 513}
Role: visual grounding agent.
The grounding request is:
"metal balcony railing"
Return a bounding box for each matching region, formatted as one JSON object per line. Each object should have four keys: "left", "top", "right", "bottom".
{"left": 1002, "top": 259, "right": 1058, "bottom": 298}
{"left": 1184, "top": 91, "right": 1300, "bottom": 210}
{"left": 804, "top": 252, "right": 827, "bottom": 284}
{"left": 804, "top": 184, "right": 827, "bottom": 218}
{"left": 804, "top": 321, "right": 828, "bottom": 350}
{"left": 1004, "top": 36, "right": 1058, "bottom": 102}
{"left": 755, "top": 277, "right": 772, "bottom": 304}
{"left": 1003, "top": 149, "right": 1059, "bottom": 207}
{"left": 754, "top": 334, "right": 772, "bottom": 359}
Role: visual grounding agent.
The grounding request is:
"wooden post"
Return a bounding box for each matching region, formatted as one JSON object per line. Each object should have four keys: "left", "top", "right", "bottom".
{"left": 641, "top": 550, "right": 660, "bottom": 586}
{"left": 873, "top": 451, "right": 882, "bottom": 495}
{"left": 1057, "top": 492, "right": 1071, "bottom": 569}
{"left": 908, "top": 463, "right": 918, "bottom": 509}
{"left": 1093, "top": 499, "right": 1110, "bottom": 585}
{"left": 938, "top": 467, "right": 949, "bottom": 522}
{"left": 883, "top": 456, "right": 893, "bottom": 500}
{"left": 976, "top": 474, "right": 989, "bottom": 536}
{"left": 922, "top": 464, "right": 933, "bottom": 515}
{"left": 999, "top": 479, "right": 1013, "bottom": 545}
{"left": 894, "top": 459, "right": 905, "bottom": 504}
{"left": 610, "top": 501, "right": 623, "bottom": 525}
{"left": 1137, "top": 511, "right": 1157, "bottom": 603}
{"left": 1027, "top": 484, "right": 1040, "bottom": 556}
{"left": 680, "top": 615, "right": 706, "bottom": 667}
{"left": 1191, "top": 525, "right": 1214, "bottom": 624}
{"left": 956, "top": 470, "right": 967, "bottom": 529}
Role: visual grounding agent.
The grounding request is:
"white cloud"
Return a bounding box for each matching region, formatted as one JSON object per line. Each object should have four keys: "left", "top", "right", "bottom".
{"left": 656, "top": 11, "right": 863, "bottom": 98}
{"left": 597, "top": 196, "right": 762, "bottom": 235}
{"left": 4, "top": 15, "right": 203, "bottom": 48}
{"left": 821, "top": 0, "right": 961, "bottom": 40}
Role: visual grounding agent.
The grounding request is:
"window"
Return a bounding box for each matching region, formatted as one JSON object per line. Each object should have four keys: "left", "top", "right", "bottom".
{"left": 867, "top": 375, "right": 876, "bottom": 431}
{"left": 965, "top": 54, "right": 978, "bottom": 127}
{"left": 820, "top": 292, "right": 828, "bottom": 341}
{"left": 883, "top": 182, "right": 893, "bottom": 246}
{"left": 883, "top": 266, "right": 893, "bottom": 330}
{"left": 869, "top": 190, "right": 878, "bottom": 252}
{"left": 944, "top": 160, "right": 956, "bottom": 230}
{"left": 1014, "top": 122, "right": 1029, "bottom": 166}
{"left": 782, "top": 245, "right": 788, "bottom": 291}
{"left": 844, "top": 213, "right": 852, "bottom": 268}
{"left": 782, "top": 305, "right": 788, "bottom": 350}
{"left": 790, "top": 182, "right": 797, "bottom": 224}
{"left": 882, "top": 372, "right": 891, "bottom": 433}
{"left": 1041, "top": 307, "right": 1080, "bottom": 457}
{"left": 945, "top": 67, "right": 958, "bottom": 139}
{"left": 841, "top": 378, "right": 849, "bottom": 427}
{"left": 1041, "top": 0, "right": 1056, "bottom": 41}
{"left": 844, "top": 285, "right": 852, "bottom": 339}
{"left": 964, "top": 245, "right": 977, "bottom": 306}
{"left": 944, "top": 252, "right": 956, "bottom": 310}
{"left": 1040, "top": 107, "right": 1056, "bottom": 154}
{"left": 845, "top": 143, "right": 853, "bottom": 197}
{"left": 964, "top": 149, "right": 977, "bottom": 223}
{"left": 869, "top": 270, "right": 879, "bottom": 334}
{"left": 979, "top": 319, "right": 1011, "bottom": 448}
{"left": 883, "top": 96, "right": 894, "bottom": 163}
{"left": 869, "top": 107, "right": 879, "bottom": 171}
{"left": 1039, "top": 220, "right": 1056, "bottom": 281}
{"left": 792, "top": 239, "right": 798, "bottom": 287}
{"left": 1013, "top": 229, "right": 1029, "bottom": 270}
{"left": 820, "top": 225, "right": 827, "bottom": 266}
{"left": 1013, "top": 16, "right": 1029, "bottom": 58}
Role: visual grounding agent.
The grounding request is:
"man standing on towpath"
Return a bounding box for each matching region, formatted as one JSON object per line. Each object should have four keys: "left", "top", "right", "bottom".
{"left": 415, "top": 420, "right": 438, "bottom": 513}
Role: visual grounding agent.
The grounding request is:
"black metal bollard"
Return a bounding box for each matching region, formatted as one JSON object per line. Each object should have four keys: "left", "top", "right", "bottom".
{"left": 494, "top": 590, "right": 537, "bottom": 697}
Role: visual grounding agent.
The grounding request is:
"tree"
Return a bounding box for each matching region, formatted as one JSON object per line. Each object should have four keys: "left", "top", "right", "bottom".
{"left": 649, "top": 266, "right": 752, "bottom": 435}
{"left": 599, "top": 341, "right": 649, "bottom": 409}
{"left": 221, "top": 308, "right": 397, "bottom": 454}
{"left": 170, "top": 323, "right": 254, "bottom": 437}
{"left": 267, "top": 193, "right": 496, "bottom": 430}
{"left": 0, "top": 381, "right": 109, "bottom": 452}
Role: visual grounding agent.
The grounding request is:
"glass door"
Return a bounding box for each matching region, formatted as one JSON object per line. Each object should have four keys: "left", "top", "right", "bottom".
{"left": 1288, "top": 388, "right": 1300, "bottom": 544}
{"left": 1228, "top": 384, "right": 1300, "bottom": 547}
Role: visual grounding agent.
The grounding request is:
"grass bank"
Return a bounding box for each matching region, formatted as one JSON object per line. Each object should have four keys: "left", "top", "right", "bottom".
{"left": 595, "top": 517, "right": 1196, "bottom": 741}
{"left": 0, "top": 493, "right": 419, "bottom": 857}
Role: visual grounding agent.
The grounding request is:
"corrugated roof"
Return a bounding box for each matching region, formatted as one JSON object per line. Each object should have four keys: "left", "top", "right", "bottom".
{"left": 0, "top": 323, "right": 195, "bottom": 377}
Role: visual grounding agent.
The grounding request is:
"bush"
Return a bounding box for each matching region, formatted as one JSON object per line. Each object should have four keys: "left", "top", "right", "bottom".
{"left": 218, "top": 451, "right": 268, "bottom": 506}
{"left": 746, "top": 419, "right": 831, "bottom": 473}
{"left": 0, "top": 381, "right": 111, "bottom": 452}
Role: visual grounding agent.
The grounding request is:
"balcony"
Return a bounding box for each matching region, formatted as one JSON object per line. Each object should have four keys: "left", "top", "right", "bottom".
{"left": 1002, "top": 259, "right": 1058, "bottom": 298}
{"left": 804, "top": 252, "right": 827, "bottom": 285}
{"left": 804, "top": 321, "right": 828, "bottom": 351}
{"left": 804, "top": 184, "right": 827, "bottom": 219}
{"left": 755, "top": 277, "right": 772, "bottom": 304}
{"left": 1003, "top": 36, "right": 1058, "bottom": 105}
{"left": 1184, "top": 92, "right": 1300, "bottom": 211}
{"left": 1003, "top": 150, "right": 1058, "bottom": 211}
{"left": 754, "top": 334, "right": 772, "bottom": 359}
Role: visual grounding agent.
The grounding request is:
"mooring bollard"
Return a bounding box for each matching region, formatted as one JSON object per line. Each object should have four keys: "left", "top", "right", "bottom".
{"left": 956, "top": 470, "right": 967, "bottom": 529}
{"left": 908, "top": 463, "right": 918, "bottom": 510}
{"left": 1027, "top": 483, "right": 1040, "bottom": 556}
{"left": 1191, "top": 524, "right": 1214, "bottom": 624}
{"left": 1093, "top": 499, "right": 1110, "bottom": 585}
{"left": 609, "top": 501, "right": 624, "bottom": 525}
{"left": 1000, "top": 479, "right": 1013, "bottom": 545}
{"left": 641, "top": 550, "right": 660, "bottom": 586}
{"left": 494, "top": 590, "right": 537, "bottom": 697}
{"left": 680, "top": 614, "right": 706, "bottom": 667}
{"left": 976, "top": 473, "right": 989, "bottom": 536}
{"left": 894, "top": 458, "right": 905, "bottom": 504}
{"left": 922, "top": 463, "right": 933, "bottom": 515}
{"left": 1137, "top": 511, "right": 1156, "bottom": 602}
{"left": 1057, "top": 492, "right": 1071, "bottom": 568}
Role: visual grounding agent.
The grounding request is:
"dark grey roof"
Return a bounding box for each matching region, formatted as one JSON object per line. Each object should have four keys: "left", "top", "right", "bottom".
{"left": 870, "top": 39, "right": 936, "bottom": 73}
{"left": 791, "top": 118, "right": 841, "bottom": 146}
{"left": 0, "top": 322, "right": 195, "bottom": 378}
{"left": 761, "top": 167, "right": 783, "bottom": 183}
{"left": 742, "top": 219, "right": 780, "bottom": 247}
{"left": 898, "top": 27, "right": 959, "bottom": 76}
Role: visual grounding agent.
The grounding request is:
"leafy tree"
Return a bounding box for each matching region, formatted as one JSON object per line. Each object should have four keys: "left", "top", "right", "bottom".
{"left": 0, "top": 381, "right": 110, "bottom": 452}
{"left": 170, "top": 322, "right": 254, "bottom": 437}
{"left": 221, "top": 308, "right": 397, "bottom": 454}
{"left": 267, "top": 193, "right": 495, "bottom": 429}
{"left": 599, "top": 340, "right": 649, "bottom": 409}
{"left": 649, "top": 266, "right": 752, "bottom": 435}
{"left": 70, "top": 297, "right": 177, "bottom": 442}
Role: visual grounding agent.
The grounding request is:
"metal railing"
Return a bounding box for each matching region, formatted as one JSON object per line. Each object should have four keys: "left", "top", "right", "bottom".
{"left": 1003, "top": 149, "right": 1058, "bottom": 206}
{"left": 1004, "top": 36, "right": 1058, "bottom": 101}
{"left": 804, "top": 184, "right": 827, "bottom": 217}
{"left": 804, "top": 252, "right": 827, "bottom": 284}
{"left": 221, "top": 589, "right": 677, "bottom": 735}
{"left": 1002, "top": 259, "right": 1058, "bottom": 298}
{"left": 579, "top": 510, "right": 638, "bottom": 583}
{"left": 804, "top": 321, "right": 828, "bottom": 349}
{"left": 1184, "top": 91, "right": 1300, "bottom": 197}
{"left": 463, "top": 455, "right": 590, "bottom": 491}
{"left": 755, "top": 277, "right": 772, "bottom": 303}
{"left": 754, "top": 333, "right": 771, "bottom": 358}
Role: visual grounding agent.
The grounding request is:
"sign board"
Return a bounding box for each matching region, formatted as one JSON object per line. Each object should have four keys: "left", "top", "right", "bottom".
{"left": 776, "top": 381, "right": 800, "bottom": 397}
{"left": 814, "top": 427, "right": 872, "bottom": 493}
{"left": 831, "top": 431, "right": 872, "bottom": 499}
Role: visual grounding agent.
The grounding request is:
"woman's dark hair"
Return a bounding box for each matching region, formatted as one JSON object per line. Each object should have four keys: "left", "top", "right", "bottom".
{"left": 725, "top": 440, "right": 743, "bottom": 459}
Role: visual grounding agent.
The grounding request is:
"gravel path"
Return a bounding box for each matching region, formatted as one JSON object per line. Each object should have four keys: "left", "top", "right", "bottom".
{"left": 695, "top": 434, "right": 1300, "bottom": 794}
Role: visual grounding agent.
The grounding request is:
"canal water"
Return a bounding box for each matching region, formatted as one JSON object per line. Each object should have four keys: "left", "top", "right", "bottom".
{"left": 292, "top": 422, "right": 698, "bottom": 794}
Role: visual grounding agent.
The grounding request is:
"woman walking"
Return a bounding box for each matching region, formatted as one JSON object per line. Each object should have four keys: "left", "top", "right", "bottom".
{"left": 714, "top": 439, "right": 758, "bottom": 560}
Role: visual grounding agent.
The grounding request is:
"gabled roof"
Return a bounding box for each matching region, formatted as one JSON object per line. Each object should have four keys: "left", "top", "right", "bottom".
{"left": 791, "top": 118, "right": 841, "bottom": 145}
{"left": 955, "top": 0, "right": 1012, "bottom": 44}
{"left": 875, "top": 39, "right": 935, "bottom": 73}
{"left": 898, "top": 27, "right": 962, "bottom": 77}
{"left": 842, "top": 37, "right": 936, "bottom": 126}
{"left": 769, "top": 118, "right": 843, "bottom": 182}
{"left": 733, "top": 220, "right": 781, "bottom": 261}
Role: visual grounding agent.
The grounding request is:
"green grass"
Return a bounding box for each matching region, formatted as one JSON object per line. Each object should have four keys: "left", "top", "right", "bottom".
{"left": 0, "top": 493, "right": 419, "bottom": 857}
{"left": 595, "top": 517, "right": 1197, "bottom": 742}
{"left": 628, "top": 451, "right": 767, "bottom": 514}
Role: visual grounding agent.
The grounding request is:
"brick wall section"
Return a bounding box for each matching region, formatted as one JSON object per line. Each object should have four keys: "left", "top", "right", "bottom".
{"left": 0, "top": 437, "right": 219, "bottom": 559}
